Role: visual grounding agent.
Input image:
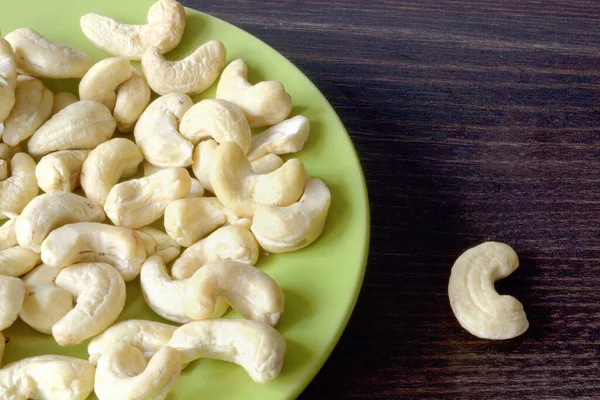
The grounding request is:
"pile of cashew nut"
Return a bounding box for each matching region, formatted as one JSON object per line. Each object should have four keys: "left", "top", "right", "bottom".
{"left": 0, "top": 0, "right": 333, "bottom": 398}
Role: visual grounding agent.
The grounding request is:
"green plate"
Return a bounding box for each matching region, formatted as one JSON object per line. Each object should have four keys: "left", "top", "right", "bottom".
{"left": 0, "top": 1, "right": 370, "bottom": 398}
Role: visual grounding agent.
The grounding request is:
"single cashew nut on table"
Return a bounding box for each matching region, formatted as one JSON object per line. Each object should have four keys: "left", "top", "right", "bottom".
{"left": 50, "top": 92, "right": 79, "bottom": 116}
{"left": 247, "top": 115, "right": 311, "bottom": 161}
{"left": 41, "top": 222, "right": 147, "bottom": 282}
{"left": 114, "top": 69, "right": 151, "bottom": 132}
{"left": 81, "top": 0, "right": 186, "bottom": 60}
{"left": 169, "top": 319, "right": 286, "bottom": 383}
{"left": 0, "top": 153, "right": 38, "bottom": 216}
{"left": 216, "top": 59, "right": 292, "bottom": 128}
{"left": 0, "top": 38, "right": 17, "bottom": 133}
{"left": 35, "top": 149, "right": 91, "bottom": 193}
{"left": 81, "top": 138, "right": 144, "bottom": 207}
{"left": 448, "top": 241, "right": 529, "bottom": 340}
{"left": 79, "top": 57, "right": 132, "bottom": 110}
{"left": 0, "top": 275, "right": 25, "bottom": 330}
{"left": 142, "top": 40, "right": 226, "bottom": 95}
{"left": 0, "top": 355, "right": 95, "bottom": 400}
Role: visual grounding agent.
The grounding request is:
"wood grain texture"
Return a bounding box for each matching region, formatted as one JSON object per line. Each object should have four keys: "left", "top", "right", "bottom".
{"left": 182, "top": 1, "right": 600, "bottom": 398}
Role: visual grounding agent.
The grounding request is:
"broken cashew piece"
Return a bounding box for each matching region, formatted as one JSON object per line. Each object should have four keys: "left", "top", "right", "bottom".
{"left": 35, "top": 149, "right": 91, "bottom": 193}
{"left": 0, "top": 275, "right": 25, "bottom": 330}
{"left": 0, "top": 153, "right": 38, "bottom": 215}
{"left": 51, "top": 92, "right": 79, "bottom": 116}
{"left": 142, "top": 40, "right": 226, "bottom": 95}
{"left": 134, "top": 93, "right": 194, "bottom": 167}
{"left": 0, "top": 355, "right": 95, "bottom": 400}
{"left": 169, "top": 319, "right": 286, "bottom": 383}
{"left": 81, "top": 0, "right": 186, "bottom": 60}
{"left": 41, "top": 222, "right": 147, "bottom": 282}
{"left": 0, "top": 246, "right": 40, "bottom": 277}
{"left": 211, "top": 142, "right": 308, "bottom": 217}
{"left": 81, "top": 138, "right": 144, "bottom": 207}
{"left": 185, "top": 260, "right": 284, "bottom": 326}
{"left": 248, "top": 115, "right": 310, "bottom": 161}
{"left": 448, "top": 241, "right": 529, "bottom": 340}
{"left": 0, "top": 38, "right": 17, "bottom": 132}
{"left": 104, "top": 167, "right": 191, "bottom": 228}
{"left": 216, "top": 59, "right": 292, "bottom": 127}
{"left": 114, "top": 69, "right": 151, "bottom": 132}
{"left": 28, "top": 100, "right": 117, "bottom": 157}
{"left": 79, "top": 57, "right": 132, "bottom": 110}
{"left": 252, "top": 178, "right": 331, "bottom": 253}
{"left": 136, "top": 226, "right": 181, "bottom": 264}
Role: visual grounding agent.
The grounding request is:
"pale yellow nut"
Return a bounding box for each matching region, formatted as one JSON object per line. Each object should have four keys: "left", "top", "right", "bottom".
{"left": 136, "top": 226, "right": 180, "bottom": 264}
{"left": 0, "top": 275, "right": 25, "bottom": 330}
{"left": 50, "top": 92, "right": 79, "bottom": 116}
{"left": 250, "top": 153, "right": 284, "bottom": 174}
{"left": 35, "top": 149, "right": 91, "bottom": 193}
{"left": 41, "top": 222, "right": 147, "bottom": 282}
{"left": 0, "top": 247, "right": 40, "bottom": 277}
{"left": 185, "top": 260, "right": 284, "bottom": 326}
{"left": 134, "top": 93, "right": 194, "bottom": 167}
{"left": 2, "top": 75, "right": 53, "bottom": 146}
{"left": 0, "top": 37, "right": 17, "bottom": 129}
{"left": 114, "top": 69, "right": 151, "bottom": 132}
{"left": 0, "top": 355, "right": 95, "bottom": 400}
{"left": 79, "top": 57, "right": 132, "bottom": 111}
{"left": 0, "top": 215, "right": 17, "bottom": 250}
{"left": 28, "top": 100, "right": 117, "bottom": 157}
{"left": 168, "top": 319, "right": 285, "bottom": 383}
{"left": 211, "top": 142, "right": 308, "bottom": 217}
{"left": 104, "top": 167, "right": 191, "bottom": 228}
{"left": 448, "top": 241, "right": 529, "bottom": 340}
{"left": 80, "top": 138, "right": 144, "bottom": 207}
{"left": 0, "top": 160, "right": 7, "bottom": 180}
{"left": 142, "top": 40, "right": 226, "bottom": 95}
{"left": 216, "top": 59, "right": 292, "bottom": 128}
{"left": 88, "top": 319, "right": 177, "bottom": 365}
{"left": 179, "top": 99, "right": 251, "bottom": 151}
{"left": 15, "top": 192, "right": 106, "bottom": 252}
{"left": 80, "top": 0, "right": 186, "bottom": 60}
{"left": 247, "top": 115, "right": 310, "bottom": 161}
{"left": 142, "top": 161, "right": 205, "bottom": 198}
{"left": 94, "top": 343, "right": 181, "bottom": 400}
{"left": 0, "top": 153, "right": 38, "bottom": 215}
{"left": 251, "top": 178, "right": 331, "bottom": 253}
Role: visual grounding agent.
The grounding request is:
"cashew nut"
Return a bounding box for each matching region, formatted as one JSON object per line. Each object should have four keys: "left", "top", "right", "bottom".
{"left": 0, "top": 153, "right": 38, "bottom": 215}
{"left": 104, "top": 167, "right": 191, "bottom": 228}
{"left": 168, "top": 319, "right": 285, "bottom": 383}
{"left": 184, "top": 260, "right": 284, "bottom": 326}
{"left": 52, "top": 262, "right": 126, "bottom": 346}
{"left": 216, "top": 59, "right": 292, "bottom": 127}
{"left": 2, "top": 75, "right": 53, "bottom": 146}
{"left": 41, "top": 222, "right": 147, "bottom": 282}
{"left": 0, "top": 275, "right": 25, "bottom": 330}
{"left": 250, "top": 153, "right": 284, "bottom": 174}
{"left": 0, "top": 215, "right": 17, "bottom": 250}
{"left": 136, "top": 226, "right": 181, "bottom": 264}
{"left": 15, "top": 192, "right": 106, "bottom": 252}
{"left": 114, "top": 69, "right": 151, "bottom": 132}
{"left": 251, "top": 178, "right": 331, "bottom": 253}
{"left": 134, "top": 93, "right": 194, "bottom": 167}
{"left": 50, "top": 92, "right": 79, "bottom": 116}
{"left": 88, "top": 319, "right": 177, "bottom": 365}
{"left": 35, "top": 149, "right": 91, "bottom": 193}
{"left": 80, "top": 0, "right": 186, "bottom": 60}
{"left": 0, "top": 355, "right": 95, "bottom": 400}
{"left": 80, "top": 138, "right": 144, "bottom": 207}
{"left": 94, "top": 343, "right": 181, "bottom": 400}
{"left": 448, "top": 241, "right": 529, "bottom": 340}
{"left": 5, "top": 28, "right": 93, "bottom": 79}
{"left": 142, "top": 160, "right": 203, "bottom": 198}
{"left": 0, "top": 247, "right": 40, "bottom": 277}
{"left": 247, "top": 115, "right": 310, "bottom": 161}
{"left": 0, "top": 38, "right": 17, "bottom": 132}
{"left": 79, "top": 57, "right": 132, "bottom": 110}
{"left": 142, "top": 40, "right": 226, "bottom": 95}
{"left": 27, "top": 100, "right": 116, "bottom": 157}
{"left": 179, "top": 99, "right": 251, "bottom": 151}
{"left": 211, "top": 142, "right": 308, "bottom": 217}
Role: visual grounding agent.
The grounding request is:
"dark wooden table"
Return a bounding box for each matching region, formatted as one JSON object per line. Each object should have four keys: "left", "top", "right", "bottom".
{"left": 185, "top": 1, "right": 600, "bottom": 398}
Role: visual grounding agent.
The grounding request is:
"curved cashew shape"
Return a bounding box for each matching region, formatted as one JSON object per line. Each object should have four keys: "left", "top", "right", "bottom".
{"left": 0, "top": 153, "right": 38, "bottom": 215}
{"left": 0, "top": 246, "right": 40, "bottom": 277}
{"left": 448, "top": 241, "right": 529, "bottom": 340}
{"left": 211, "top": 142, "right": 308, "bottom": 217}
{"left": 0, "top": 275, "right": 25, "bottom": 330}
{"left": 180, "top": 99, "right": 251, "bottom": 151}
{"left": 216, "top": 59, "right": 292, "bottom": 128}
{"left": 134, "top": 93, "right": 194, "bottom": 167}
{"left": 88, "top": 319, "right": 177, "bottom": 365}
{"left": 168, "top": 319, "right": 285, "bottom": 383}
{"left": 51, "top": 92, "right": 79, "bottom": 116}
{"left": 80, "top": 0, "right": 186, "bottom": 60}
{"left": 79, "top": 57, "right": 132, "bottom": 110}
{"left": 95, "top": 343, "right": 181, "bottom": 400}
{"left": 0, "top": 38, "right": 17, "bottom": 129}
{"left": 0, "top": 215, "right": 17, "bottom": 250}
{"left": 171, "top": 225, "right": 257, "bottom": 280}
{"left": 0, "top": 355, "right": 95, "bottom": 400}
{"left": 2, "top": 75, "right": 53, "bottom": 146}
{"left": 142, "top": 40, "right": 226, "bottom": 95}
{"left": 248, "top": 115, "right": 310, "bottom": 161}
{"left": 252, "top": 178, "right": 331, "bottom": 253}
{"left": 41, "top": 222, "right": 147, "bottom": 282}
{"left": 136, "top": 226, "right": 181, "bottom": 264}
{"left": 28, "top": 100, "right": 116, "bottom": 157}
{"left": 15, "top": 192, "right": 105, "bottom": 252}
{"left": 53, "top": 262, "right": 126, "bottom": 346}
{"left": 114, "top": 69, "right": 151, "bottom": 132}
{"left": 104, "top": 167, "right": 191, "bottom": 228}
{"left": 81, "top": 138, "right": 144, "bottom": 207}
{"left": 185, "top": 260, "right": 284, "bottom": 326}
{"left": 35, "top": 149, "right": 90, "bottom": 193}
